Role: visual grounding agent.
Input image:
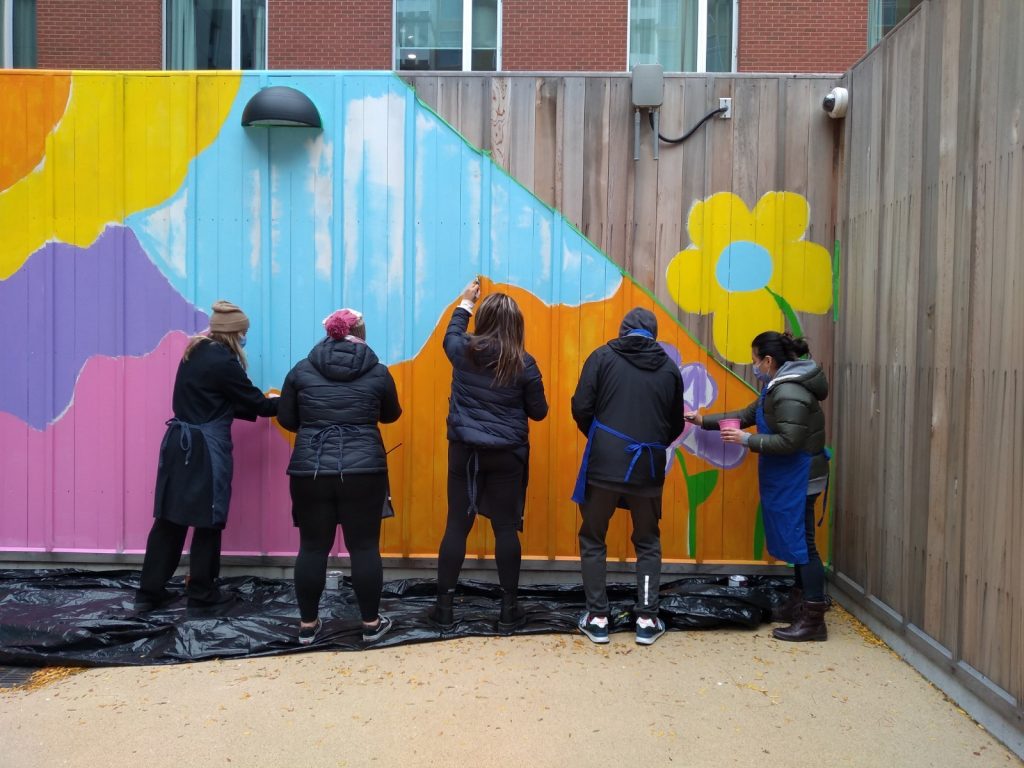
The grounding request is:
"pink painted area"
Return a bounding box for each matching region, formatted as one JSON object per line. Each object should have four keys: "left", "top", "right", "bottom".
{"left": 0, "top": 332, "right": 327, "bottom": 557}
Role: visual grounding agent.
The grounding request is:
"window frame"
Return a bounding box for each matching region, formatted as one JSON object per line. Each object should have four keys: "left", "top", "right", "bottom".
{"left": 626, "top": 0, "right": 738, "bottom": 73}
{"left": 2, "top": 0, "right": 36, "bottom": 69}
{"left": 162, "top": 0, "right": 269, "bottom": 71}
{"left": 392, "top": 0, "right": 503, "bottom": 73}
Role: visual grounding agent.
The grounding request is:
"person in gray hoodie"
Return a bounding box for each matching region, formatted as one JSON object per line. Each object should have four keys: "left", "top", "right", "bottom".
{"left": 686, "top": 330, "right": 830, "bottom": 642}
{"left": 570, "top": 307, "right": 685, "bottom": 646}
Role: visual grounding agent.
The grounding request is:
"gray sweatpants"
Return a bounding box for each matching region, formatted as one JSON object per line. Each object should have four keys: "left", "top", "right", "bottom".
{"left": 577, "top": 485, "right": 662, "bottom": 617}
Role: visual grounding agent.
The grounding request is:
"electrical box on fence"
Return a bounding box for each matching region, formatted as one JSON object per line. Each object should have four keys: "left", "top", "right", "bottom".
{"left": 631, "top": 65, "right": 664, "bottom": 108}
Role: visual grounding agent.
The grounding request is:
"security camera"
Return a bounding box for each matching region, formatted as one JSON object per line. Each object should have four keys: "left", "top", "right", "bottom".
{"left": 822, "top": 87, "right": 849, "bottom": 119}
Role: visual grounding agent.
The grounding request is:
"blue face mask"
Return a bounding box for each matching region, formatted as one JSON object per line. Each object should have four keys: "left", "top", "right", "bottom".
{"left": 753, "top": 359, "right": 770, "bottom": 383}
{"left": 239, "top": 335, "right": 247, "bottom": 348}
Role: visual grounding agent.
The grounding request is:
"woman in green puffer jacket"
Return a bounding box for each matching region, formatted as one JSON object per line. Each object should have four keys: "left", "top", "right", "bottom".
{"left": 686, "top": 331, "right": 830, "bottom": 642}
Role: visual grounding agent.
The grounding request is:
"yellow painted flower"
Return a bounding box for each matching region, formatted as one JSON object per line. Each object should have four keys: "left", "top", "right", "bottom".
{"left": 666, "top": 191, "right": 832, "bottom": 364}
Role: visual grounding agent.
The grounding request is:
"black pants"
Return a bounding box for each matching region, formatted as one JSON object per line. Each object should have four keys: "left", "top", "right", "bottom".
{"left": 436, "top": 442, "right": 525, "bottom": 594}
{"left": 578, "top": 485, "right": 662, "bottom": 617}
{"left": 290, "top": 474, "right": 387, "bottom": 623}
{"left": 138, "top": 518, "right": 222, "bottom": 602}
{"left": 794, "top": 493, "right": 826, "bottom": 601}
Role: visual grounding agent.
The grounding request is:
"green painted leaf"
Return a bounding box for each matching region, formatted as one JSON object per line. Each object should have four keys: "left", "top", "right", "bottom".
{"left": 765, "top": 287, "right": 804, "bottom": 338}
{"left": 685, "top": 470, "right": 719, "bottom": 510}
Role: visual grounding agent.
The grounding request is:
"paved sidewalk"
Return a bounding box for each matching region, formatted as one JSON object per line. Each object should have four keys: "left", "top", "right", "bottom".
{"left": 0, "top": 606, "right": 1019, "bottom": 768}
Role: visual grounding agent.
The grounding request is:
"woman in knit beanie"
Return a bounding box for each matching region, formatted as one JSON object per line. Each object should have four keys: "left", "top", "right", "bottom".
{"left": 277, "top": 308, "right": 402, "bottom": 646}
{"left": 135, "top": 300, "right": 279, "bottom": 612}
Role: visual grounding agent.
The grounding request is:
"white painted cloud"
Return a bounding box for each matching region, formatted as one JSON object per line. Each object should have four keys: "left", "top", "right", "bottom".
{"left": 140, "top": 189, "right": 189, "bottom": 278}
{"left": 248, "top": 169, "right": 261, "bottom": 274}
{"left": 307, "top": 135, "right": 334, "bottom": 281}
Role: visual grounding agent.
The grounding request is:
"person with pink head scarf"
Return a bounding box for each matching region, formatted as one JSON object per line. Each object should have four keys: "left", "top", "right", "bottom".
{"left": 278, "top": 309, "right": 402, "bottom": 646}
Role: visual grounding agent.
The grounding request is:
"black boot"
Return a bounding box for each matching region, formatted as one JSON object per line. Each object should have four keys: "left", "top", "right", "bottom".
{"left": 770, "top": 587, "right": 803, "bottom": 623}
{"left": 772, "top": 600, "right": 828, "bottom": 642}
{"left": 427, "top": 592, "right": 455, "bottom": 631}
{"left": 497, "top": 591, "right": 527, "bottom": 634}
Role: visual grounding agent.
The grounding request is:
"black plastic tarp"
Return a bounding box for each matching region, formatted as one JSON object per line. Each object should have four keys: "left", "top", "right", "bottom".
{"left": 0, "top": 569, "right": 793, "bottom": 667}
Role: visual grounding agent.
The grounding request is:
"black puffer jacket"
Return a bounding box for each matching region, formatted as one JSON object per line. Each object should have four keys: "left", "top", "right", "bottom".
{"left": 571, "top": 309, "right": 685, "bottom": 489}
{"left": 278, "top": 338, "right": 401, "bottom": 477}
{"left": 444, "top": 307, "right": 548, "bottom": 447}
{"left": 704, "top": 359, "right": 829, "bottom": 482}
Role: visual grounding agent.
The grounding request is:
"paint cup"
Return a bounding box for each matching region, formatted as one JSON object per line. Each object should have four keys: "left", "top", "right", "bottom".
{"left": 720, "top": 418, "right": 741, "bottom": 431}
{"left": 325, "top": 570, "right": 344, "bottom": 590}
{"left": 728, "top": 575, "right": 748, "bottom": 588}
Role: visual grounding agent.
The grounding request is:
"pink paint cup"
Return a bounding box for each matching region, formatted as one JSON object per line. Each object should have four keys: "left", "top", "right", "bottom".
{"left": 719, "top": 418, "right": 741, "bottom": 431}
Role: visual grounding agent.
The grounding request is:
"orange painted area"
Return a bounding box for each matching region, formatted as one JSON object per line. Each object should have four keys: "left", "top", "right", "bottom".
{"left": 0, "top": 73, "right": 71, "bottom": 192}
{"left": 376, "top": 277, "right": 777, "bottom": 563}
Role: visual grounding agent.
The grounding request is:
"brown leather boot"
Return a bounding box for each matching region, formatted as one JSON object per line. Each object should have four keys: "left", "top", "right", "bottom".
{"left": 772, "top": 600, "right": 828, "bottom": 642}
{"left": 770, "top": 587, "right": 803, "bottom": 623}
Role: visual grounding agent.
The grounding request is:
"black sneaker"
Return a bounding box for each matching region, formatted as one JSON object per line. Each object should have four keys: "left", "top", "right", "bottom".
{"left": 298, "top": 618, "right": 322, "bottom": 646}
{"left": 635, "top": 616, "right": 666, "bottom": 646}
{"left": 362, "top": 615, "right": 393, "bottom": 643}
{"left": 578, "top": 612, "right": 610, "bottom": 644}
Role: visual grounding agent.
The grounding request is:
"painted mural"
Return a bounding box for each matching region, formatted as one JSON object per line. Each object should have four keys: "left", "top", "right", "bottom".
{"left": 665, "top": 191, "right": 833, "bottom": 365}
{"left": 0, "top": 71, "right": 827, "bottom": 564}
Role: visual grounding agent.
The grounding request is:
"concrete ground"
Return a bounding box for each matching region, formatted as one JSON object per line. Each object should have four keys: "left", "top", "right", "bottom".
{"left": 0, "top": 606, "right": 1019, "bottom": 768}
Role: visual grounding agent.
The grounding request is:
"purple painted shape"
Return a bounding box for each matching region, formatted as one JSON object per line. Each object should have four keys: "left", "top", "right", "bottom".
{"left": 0, "top": 226, "right": 207, "bottom": 429}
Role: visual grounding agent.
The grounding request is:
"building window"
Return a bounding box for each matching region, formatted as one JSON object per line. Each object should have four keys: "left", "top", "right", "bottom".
{"left": 628, "top": 0, "right": 735, "bottom": 73}
{"left": 165, "top": 0, "right": 266, "bottom": 70}
{"left": 1, "top": 0, "right": 36, "bottom": 68}
{"left": 395, "top": 0, "right": 500, "bottom": 72}
{"left": 868, "top": 0, "right": 922, "bottom": 47}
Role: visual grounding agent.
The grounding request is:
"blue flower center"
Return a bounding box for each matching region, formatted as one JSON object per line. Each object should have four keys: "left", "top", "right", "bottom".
{"left": 715, "top": 240, "right": 773, "bottom": 292}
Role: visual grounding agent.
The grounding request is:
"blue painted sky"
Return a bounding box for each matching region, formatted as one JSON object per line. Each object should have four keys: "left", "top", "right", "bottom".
{"left": 127, "top": 72, "right": 622, "bottom": 391}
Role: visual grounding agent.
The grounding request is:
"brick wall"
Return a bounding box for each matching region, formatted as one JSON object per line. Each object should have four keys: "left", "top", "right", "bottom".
{"left": 503, "top": 0, "right": 627, "bottom": 71}
{"left": 36, "top": 0, "right": 162, "bottom": 70}
{"left": 269, "top": 0, "right": 391, "bottom": 69}
{"left": 738, "top": 0, "right": 867, "bottom": 73}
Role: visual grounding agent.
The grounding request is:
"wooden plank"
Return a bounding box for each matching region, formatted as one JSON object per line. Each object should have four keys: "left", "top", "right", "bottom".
{"left": 557, "top": 77, "right": 586, "bottom": 230}
{"left": 508, "top": 76, "right": 536, "bottom": 189}
{"left": 581, "top": 77, "right": 610, "bottom": 252}
{"left": 489, "top": 75, "right": 511, "bottom": 172}
{"left": 603, "top": 76, "right": 632, "bottom": 270}
{"left": 532, "top": 77, "right": 558, "bottom": 210}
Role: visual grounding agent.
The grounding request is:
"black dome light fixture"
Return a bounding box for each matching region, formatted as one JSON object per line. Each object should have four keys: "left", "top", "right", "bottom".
{"left": 241, "top": 86, "right": 322, "bottom": 128}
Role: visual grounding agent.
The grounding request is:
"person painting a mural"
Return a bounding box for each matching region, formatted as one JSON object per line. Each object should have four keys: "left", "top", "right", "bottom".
{"left": 277, "top": 309, "right": 402, "bottom": 646}
{"left": 135, "top": 301, "right": 280, "bottom": 612}
{"left": 685, "top": 331, "right": 830, "bottom": 642}
{"left": 427, "top": 279, "right": 549, "bottom": 634}
{"left": 570, "top": 308, "right": 685, "bottom": 646}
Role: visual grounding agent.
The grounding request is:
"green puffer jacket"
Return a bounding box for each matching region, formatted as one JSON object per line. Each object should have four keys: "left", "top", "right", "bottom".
{"left": 704, "top": 359, "right": 829, "bottom": 483}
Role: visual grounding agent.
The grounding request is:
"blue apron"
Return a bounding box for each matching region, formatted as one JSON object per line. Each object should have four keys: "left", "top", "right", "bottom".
{"left": 571, "top": 418, "right": 667, "bottom": 505}
{"left": 159, "top": 414, "right": 235, "bottom": 527}
{"left": 755, "top": 391, "right": 811, "bottom": 564}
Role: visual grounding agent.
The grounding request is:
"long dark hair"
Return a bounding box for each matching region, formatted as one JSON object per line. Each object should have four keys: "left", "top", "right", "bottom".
{"left": 467, "top": 293, "right": 526, "bottom": 387}
{"left": 751, "top": 331, "right": 810, "bottom": 363}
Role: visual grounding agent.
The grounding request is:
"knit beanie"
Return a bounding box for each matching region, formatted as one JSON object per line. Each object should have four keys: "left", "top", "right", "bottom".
{"left": 323, "top": 308, "right": 364, "bottom": 340}
{"left": 209, "top": 300, "right": 250, "bottom": 334}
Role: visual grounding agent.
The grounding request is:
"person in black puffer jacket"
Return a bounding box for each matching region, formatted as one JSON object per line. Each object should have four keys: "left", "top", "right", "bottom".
{"left": 427, "top": 279, "right": 548, "bottom": 634}
{"left": 687, "top": 330, "right": 830, "bottom": 643}
{"left": 571, "top": 307, "right": 685, "bottom": 647}
{"left": 278, "top": 309, "right": 402, "bottom": 646}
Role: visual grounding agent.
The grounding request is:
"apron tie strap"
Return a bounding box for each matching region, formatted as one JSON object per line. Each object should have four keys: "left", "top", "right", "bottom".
{"left": 161, "top": 419, "right": 197, "bottom": 466}
{"left": 309, "top": 425, "right": 358, "bottom": 480}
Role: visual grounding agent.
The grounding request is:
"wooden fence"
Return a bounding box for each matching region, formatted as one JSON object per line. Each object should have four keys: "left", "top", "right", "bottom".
{"left": 834, "top": 0, "right": 1023, "bottom": 731}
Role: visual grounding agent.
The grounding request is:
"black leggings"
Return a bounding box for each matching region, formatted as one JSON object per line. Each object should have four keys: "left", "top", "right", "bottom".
{"left": 436, "top": 442, "right": 525, "bottom": 594}
{"left": 290, "top": 474, "right": 387, "bottom": 623}
{"left": 794, "top": 493, "right": 826, "bottom": 601}
{"left": 138, "top": 518, "right": 222, "bottom": 602}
